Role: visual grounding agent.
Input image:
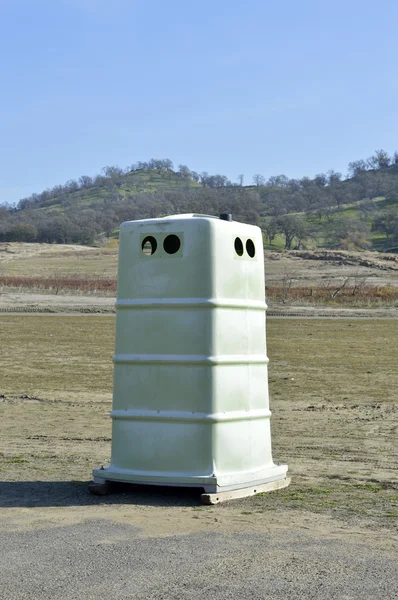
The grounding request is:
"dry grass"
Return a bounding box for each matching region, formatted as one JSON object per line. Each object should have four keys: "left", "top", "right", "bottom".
{"left": 0, "top": 316, "right": 114, "bottom": 485}
{"left": 0, "top": 243, "right": 118, "bottom": 278}
{"left": 0, "top": 276, "right": 116, "bottom": 295}
{"left": 266, "top": 284, "right": 398, "bottom": 307}
{"left": 1, "top": 243, "right": 398, "bottom": 308}
{"left": 1, "top": 276, "right": 397, "bottom": 307}
{"left": 0, "top": 316, "right": 397, "bottom": 526}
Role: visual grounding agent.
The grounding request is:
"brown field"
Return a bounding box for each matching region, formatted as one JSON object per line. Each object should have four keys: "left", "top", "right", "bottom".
{"left": 0, "top": 315, "right": 397, "bottom": 535}
{"left": 1, "top": 243, "right": 398, "bottom": 312}
{"left": 0, "top": 276, "right": 116, "bottom": 295}
{"left": 267, "top": 284, "right": 398, "bottom": 306}
{"left": 1, "top": 243, "right": 398, "bottom": 288}
{"left": 0, "top": 242, "right": 118, "bottom": 278}
{"left": 1, "top": 276, "right": 398, "bottom": 308}
{"left": 1, "top": 242, "right": 397, "bottom": 541}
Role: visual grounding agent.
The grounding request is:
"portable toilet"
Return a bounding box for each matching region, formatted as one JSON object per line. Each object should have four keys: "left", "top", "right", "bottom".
{"left": 91, "top": 213, "right": 289, "bottom": 503}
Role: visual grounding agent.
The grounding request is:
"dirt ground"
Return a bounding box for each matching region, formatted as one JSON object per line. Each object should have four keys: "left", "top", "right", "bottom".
{"left": 0, "top": 291, "right": 116, "bottom": 313}
{"left": 1, "top": 246, "right": 397, "bottom": 597}
{"left": 1, "top": 316, "right": 397, "bottom": 528}
{"left": 264, "top": 248, "right": 398, "bottom": 288}
{"left": 1, "top": 316, "right": 397, "bottom": 597}
{"left": 1, "top": 291, "right": 398, "bottom": 319}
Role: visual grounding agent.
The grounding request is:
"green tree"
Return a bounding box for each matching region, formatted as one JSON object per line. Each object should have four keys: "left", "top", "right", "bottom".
{"left": 8, "top": 224, "right": 38, "bottom": 242}
{"left": 371, "top": 211, "right": 398, "bottom": 240}
{"left": 178, "top": 165, "right": 191, "bottom": 179}
{"left": 262, "top": 220, "right": 278, "bottom": 245}
{"left": 272, "top": 215, "right": 310, "bottom": 249}
{"left": 348, "top": 160, "right": 368, "bottom": 177}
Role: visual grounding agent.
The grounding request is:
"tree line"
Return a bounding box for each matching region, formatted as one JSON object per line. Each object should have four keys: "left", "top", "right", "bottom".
{"left": 0, "top": 187, "right": 261, "bottom": 245}
{"left": 0, "top": 151, "right": 397, "bottom": 250}
{"left": 13, "top": 160, "right": 237, "bottom": 213}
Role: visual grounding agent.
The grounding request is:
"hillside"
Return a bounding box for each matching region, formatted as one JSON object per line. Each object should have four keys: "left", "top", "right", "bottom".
{"left": 26, "top": 168, "right": 202, "bottom": 213}
{"left": 1, "top": 153, "right": 398, "bottom": 252}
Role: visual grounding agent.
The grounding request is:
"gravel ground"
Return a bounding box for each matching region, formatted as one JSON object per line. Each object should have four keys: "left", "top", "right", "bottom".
{"left": 1, "top": 516, "right": 397, "bottom": 600}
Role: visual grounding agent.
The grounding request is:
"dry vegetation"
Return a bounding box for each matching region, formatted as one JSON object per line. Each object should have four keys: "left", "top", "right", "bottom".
{"left": 0, "top": 276, "right": 116, "bottom": 295}
{"left": 1, "top": 243, "right": 398, "bottom": 310}
{"left": 267, "top": 283, "right": 398, "bottom": 307}
{"left": 0, "top": 243, "right": 118, "bottom": 278}
{"left": 1, "top": 315, "right": 397, "bottom": 527}
{"left": 1, "top": 276, "right": 398, "bottom": 307}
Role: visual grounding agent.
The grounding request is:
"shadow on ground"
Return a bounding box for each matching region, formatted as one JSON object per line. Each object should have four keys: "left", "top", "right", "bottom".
{"left": 0, "top": 481, "right": 203, "bottom": 508}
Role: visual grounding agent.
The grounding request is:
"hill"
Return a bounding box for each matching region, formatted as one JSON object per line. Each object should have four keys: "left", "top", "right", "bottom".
{"left": 1, "top": 153, "right": 398, "bottom": 252}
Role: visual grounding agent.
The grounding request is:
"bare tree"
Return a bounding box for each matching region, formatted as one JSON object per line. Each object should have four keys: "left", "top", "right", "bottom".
{"left": 331, "top": 277, "right": 350, "bottom": 300}
{"left": 267, "top": 174, "right": 290, "bottom": 187}
{"left": 327, "top": 170, "right": 342, "bottom": 185}
{"left": 351, "top": 271, "right": 368, "bottom": 297}
{"left": 200, "top": 172, "right": 209, "bottom": 186}
{"left": 252, "top": 174, "right": 265, "bottom": 188}
{"left": 347, "top": 160, "right": 368, "bottom": 177}
{"left": 280, "top": 272, "right": 294, "bottom": 303}
{"left": 373, "top": 149, "right": 390, "bottom": 169}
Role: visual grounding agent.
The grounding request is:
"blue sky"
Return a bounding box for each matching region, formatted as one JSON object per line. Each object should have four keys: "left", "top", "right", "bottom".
{"left": 1, "top": 0, "right": 398, "bottom": 204}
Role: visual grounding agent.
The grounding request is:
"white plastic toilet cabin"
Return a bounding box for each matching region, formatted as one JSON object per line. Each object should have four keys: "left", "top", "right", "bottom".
{"left": 92, "top": 213, "right": 289, "bottom": 503}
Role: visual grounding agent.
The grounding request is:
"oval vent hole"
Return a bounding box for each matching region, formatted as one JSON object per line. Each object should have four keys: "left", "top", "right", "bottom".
{"left": 142, "top": 236, "right": 157, "bottom": 256}
{"left": 234, "top": 237, "right": 243, "bottom": 256}
{"left": 246, "top": 239, "right": 255, "bottom": 258}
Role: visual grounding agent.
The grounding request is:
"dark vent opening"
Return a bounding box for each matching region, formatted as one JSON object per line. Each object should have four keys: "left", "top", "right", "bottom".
{"left": 234, "top": 237, "right": 244, "bottom": 256}
{"left": 246, "top": 239, "right": 255, "bottom": 258}
{"left": 164, "top": 234, "right": 181, "bottom": 254}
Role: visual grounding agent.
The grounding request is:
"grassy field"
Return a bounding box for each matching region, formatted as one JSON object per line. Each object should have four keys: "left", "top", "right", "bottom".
{"left": 0, "top": 245, "right": 118, "bottom": 278}
{"left": 0, "top": 315, "right": 397, "bottom": 526}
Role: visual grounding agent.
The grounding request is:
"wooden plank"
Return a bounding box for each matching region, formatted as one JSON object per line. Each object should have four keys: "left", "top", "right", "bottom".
{"left": 200, "top": 477, "right": 291, "bottom": 505}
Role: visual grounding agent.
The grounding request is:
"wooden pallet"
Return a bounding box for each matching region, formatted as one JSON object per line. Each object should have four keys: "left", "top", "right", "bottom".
{"left": 88, "top": 477, "right": 291, "bottom": 504}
